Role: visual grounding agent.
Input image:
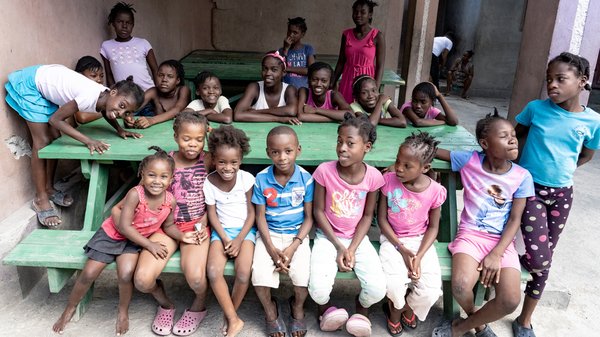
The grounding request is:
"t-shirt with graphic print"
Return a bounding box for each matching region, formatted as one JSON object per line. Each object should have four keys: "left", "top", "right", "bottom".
{"left": 451, "top": 151, "right": 534, "bottom": 235}
{"left": 381, "top": 172, "right": 446, "bottom": 237}
{"left": 252, "top": 164, "right": 314, "bottom": 234}
{"left": 312, "top": 161, "right": 384, "bottom": 238}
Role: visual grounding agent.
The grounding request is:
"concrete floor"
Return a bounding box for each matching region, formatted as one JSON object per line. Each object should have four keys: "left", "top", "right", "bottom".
{"left": 1, "top": 94, "right": 599, "bottom": 336}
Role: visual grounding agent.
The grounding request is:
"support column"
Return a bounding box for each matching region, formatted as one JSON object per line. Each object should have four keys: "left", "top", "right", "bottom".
{"left": 400, "top": 0, "right": 439, "bottom": 103}
{"left": 508, "top": 0, "right": 600, "bottom": 120}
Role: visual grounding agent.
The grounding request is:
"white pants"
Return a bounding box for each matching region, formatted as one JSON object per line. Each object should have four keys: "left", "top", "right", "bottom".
{"left": 251, "top": 231, "right": 311, "bottom": 288}
{"left": 308, "top": 231, "right": 386, "bottom": 308}
{"left": 379, "top": 234, "right": 442, "bottom": 320}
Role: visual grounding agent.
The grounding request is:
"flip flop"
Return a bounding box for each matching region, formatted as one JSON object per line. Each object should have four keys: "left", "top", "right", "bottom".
{"left": 319, "top": 306, "right": 348, "bottom": 332}
{"left": 172, "top": 308, "right": 207, "bottom": 336}
{"left": 382, "top": 302, "right": 403, "bottom": 336}
{"left": 401, "top": 311, "right": 417, "bottom": 329}
{"left": 49, "top": 190, "right": 73, "bottom": 207}
{"left": 265, "top": 298, "right": 287, "bottom": 337}
{"left": 512, "top": 319, "right": 536, "bottom": 337}
{"left": 288, "top": 296, "right": 307, "bottom": 337}
{"left": 31, "top": 200, "right": 61, "bottom": 228}
{"left": 345, "top": 313, "right": 372, "bottom": 337}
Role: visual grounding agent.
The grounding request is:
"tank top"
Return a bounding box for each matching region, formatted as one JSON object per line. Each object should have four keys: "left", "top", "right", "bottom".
{"left": 102, "top": 185, "right": 174, "bottom": 240}
{"left": 252, "top": 81, "right": 289, "bottom": 110}
{"left": 307, "top": 89, "right": 335, "bottom": 110}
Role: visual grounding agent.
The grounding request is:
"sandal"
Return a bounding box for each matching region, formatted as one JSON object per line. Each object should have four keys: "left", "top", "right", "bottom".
{"left": 431, "top": 320, "right": 452, "bottom": 337}
{"left": 152, "top": 306, "right": 175, "bottom": 336}
{"left": 401, "top": 311, "right": 417, "bottom": 330}
{"left": 31, "top": 200, "right": 61, "bottom": 228}
{"left": 346, "top": 313, "right": 372, "bottom": 337}
{"left": 49, "top": 190, "right": 73, "bottom": 207}
{"left": 382, "top": 302, "right": 402, "bottom": 336}
{"left": 319, "top": 306, "right": 348, "bottom": 332}
{"left": 287, "top": 296, "right": 306, "bottom": 337}
{"left": 265, "top": 298, "right": 287, "bottom": 337}
{"left": 172, "top": 309, "right": 207, "bottom": 336}
{"left": 512, "top": 318, "right": 536, "bottom": 337}
{"left": 475, "top": 324, "right": 498, "bottom": 337}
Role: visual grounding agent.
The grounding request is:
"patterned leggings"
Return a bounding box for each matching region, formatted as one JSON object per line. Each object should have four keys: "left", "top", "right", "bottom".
{"left": 520, "top": 183, "right": 573, "bottom": 299}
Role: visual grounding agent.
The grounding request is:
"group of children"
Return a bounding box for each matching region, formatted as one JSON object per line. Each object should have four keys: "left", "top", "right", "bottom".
{"left": 4, "top": 0, "right": 600, "bottom": 337}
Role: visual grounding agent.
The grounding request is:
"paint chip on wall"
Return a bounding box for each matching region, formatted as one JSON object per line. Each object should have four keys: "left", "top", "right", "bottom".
{"left": 5, "top": 135, "right": 31, "bottom": 159}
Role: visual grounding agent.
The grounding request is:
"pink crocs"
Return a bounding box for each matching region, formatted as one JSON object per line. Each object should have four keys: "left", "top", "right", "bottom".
{"left": 152, "top": 306, "right": 175, "bottom": 336}
{"left": 172, "top": 309, "right": 207, "bottom": 336}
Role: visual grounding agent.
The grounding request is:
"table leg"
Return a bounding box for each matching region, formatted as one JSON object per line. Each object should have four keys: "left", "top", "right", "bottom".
{"left": 439, "top": 171, "right": 458, "bottom": 242}
{"left": 82, "top": 161, "right": 109, "bottom": 231}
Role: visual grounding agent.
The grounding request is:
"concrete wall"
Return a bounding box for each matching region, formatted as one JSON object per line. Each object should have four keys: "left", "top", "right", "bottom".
{"left": 211, "top": 0, "right": 403, "bottom": 70}
{"left": 0, "top": 0, "right": 212, "bottom": 222}
{"left": 442, "top": 0, "right": 481, "bottom": 67}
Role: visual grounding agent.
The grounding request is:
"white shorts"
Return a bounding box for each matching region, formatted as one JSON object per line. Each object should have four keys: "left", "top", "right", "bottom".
{"left": 251, "top": 231, "right": 311, "bottom": 288}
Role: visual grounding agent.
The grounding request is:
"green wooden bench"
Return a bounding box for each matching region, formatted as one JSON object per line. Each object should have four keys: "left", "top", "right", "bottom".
{"left": 2, "top": 227, "right": 529, "bottom": 321}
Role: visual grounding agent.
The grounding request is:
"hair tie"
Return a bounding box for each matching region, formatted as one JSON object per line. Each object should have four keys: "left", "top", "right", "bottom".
{"left": 352, "top": 75, "right": 375, "bottom": 88}
{"left": 263, "top": 51, "right": 287, "bottom": 70}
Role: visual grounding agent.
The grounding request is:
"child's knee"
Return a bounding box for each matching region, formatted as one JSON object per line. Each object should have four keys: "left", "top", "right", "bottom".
{"left": 78, "top": 269, "right": 99, "bottom": 286}
{"left": 186, "top": 274, "right": 208, "bottom": 293}
{"left": 496, "top": 293, "right": 520, "bottom": 314}
{"left": 451, "top": 275, "right": 472, "bottom": 299}
{"left": 234, "top": 269, "right": 251, "bottom": 285}
{"left": 308, "top": 284, "right": 331, "bottom": 306}
{"left": 117, "top": 270, "right": 135, "bottom": 285}
{"left": 206, "top": 263, "right": 223, "bottom": 282}
{"left": 359, "top": 284, "right": 386, "bottom": 308}
{"left": 133, "top": 273, "right": 156, "bottom": 293}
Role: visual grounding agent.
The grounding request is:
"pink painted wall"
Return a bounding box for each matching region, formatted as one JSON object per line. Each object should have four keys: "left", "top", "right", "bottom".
{"left": 0, "top": 0, "right": 212, "bottom": 221}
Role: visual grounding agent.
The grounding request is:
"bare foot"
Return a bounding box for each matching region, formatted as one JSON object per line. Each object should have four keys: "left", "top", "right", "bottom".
{"left": 226, "top": 317, "right": 244, "bottom": 337}
{"left": 115, "top": 308, "right": 129, "bottom": 336}
{"left": 221, "top": 315, "right": 228, "bottom": 335}
{"left": 52, "top": 307, "right": 75, "bottom": 334}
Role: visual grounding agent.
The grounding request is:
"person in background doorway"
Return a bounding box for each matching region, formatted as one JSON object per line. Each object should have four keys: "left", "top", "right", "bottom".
{"left": 430, "top": 32, "right": 454, "bottom": 90}
{"left": 445, "top": 50, "right": 474, "bottom": 99}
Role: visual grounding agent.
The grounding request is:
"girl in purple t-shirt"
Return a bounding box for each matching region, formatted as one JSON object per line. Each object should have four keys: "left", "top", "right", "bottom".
{"left": 432, "top": 111, "right": 534, "bottom": 337}
{"left": 378, "top": 132, "right": 446, "bottom": 335}
{"left": 308, "top": 113, "right": 386, "bottom": 336}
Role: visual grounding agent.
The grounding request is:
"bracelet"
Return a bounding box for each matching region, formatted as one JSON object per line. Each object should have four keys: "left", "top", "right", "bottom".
{"left": 394, "top": 243, "right": 403, "bottom": 251}
{"left": 293, "top": 236, "right": 304, "bottom": 244}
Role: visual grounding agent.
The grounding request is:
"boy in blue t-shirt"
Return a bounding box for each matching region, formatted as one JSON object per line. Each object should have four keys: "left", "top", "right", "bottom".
{"left": 251, "top": 126, "right": 313, "bottom": 336}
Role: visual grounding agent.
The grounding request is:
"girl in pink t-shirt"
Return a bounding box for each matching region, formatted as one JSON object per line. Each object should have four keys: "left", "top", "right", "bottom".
{"left": 378, "top": 132, "right": 446, "bottom": 335}
{"left": 52, "top": 147, "right": 198, "bottom": 335}
{"left": 432, "top": 111, "right": 534, "bottom": 337}
{"left": 401, "top": 82, "right": 458, "bottom": 127}
{"left": 309, "top": 112, "right": 386, "bottom": 336}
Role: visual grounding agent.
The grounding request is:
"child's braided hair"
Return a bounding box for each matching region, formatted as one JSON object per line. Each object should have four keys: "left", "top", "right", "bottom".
{"left": 173, "top": 110, "right": 208, "bottom": 134}
{"left": 475, "top": 107, "right": 507, "bottom": 140}
{"left": 401, "top": 132, "right": 440, "bottom": 165}
{"left": 339, "top": 111, "right": 377, "bottom": 145}
{"left": 138, "top": 146, "right": 175, "bottom": 177}
{"left": 108, "top": 2, "right": 136, "bottom": 24}
{"left": 548, "top": 52, "right": 591, "bottom": 91}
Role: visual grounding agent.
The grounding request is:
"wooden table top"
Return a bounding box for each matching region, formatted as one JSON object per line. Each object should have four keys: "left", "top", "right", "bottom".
{"left": 180, "top": 49, "right": 404, "bottom": 86}
{"left": 39, "top": 119, "right": 478, "bottom": 169}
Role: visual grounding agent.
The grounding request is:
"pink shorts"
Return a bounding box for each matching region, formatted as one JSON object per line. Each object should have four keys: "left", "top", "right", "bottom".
{"left": 448, "top": 229, "right": 521, "bottom": 271}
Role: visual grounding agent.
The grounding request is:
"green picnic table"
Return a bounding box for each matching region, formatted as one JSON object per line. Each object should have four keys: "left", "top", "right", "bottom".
{"left": 180, "top": 49, "right": 405, "bottom": 104}
{"left": 38, "top": 119, "right": 478, "bottom": 240}
{"left": 29, "top": 119, "right": 481, "bottom": 319}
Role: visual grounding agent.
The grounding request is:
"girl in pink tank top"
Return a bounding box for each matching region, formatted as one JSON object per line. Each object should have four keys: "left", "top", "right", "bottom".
{"left": 333, "top": 0, "right": 386, "bottom": 104}
{"left": 53, "top": 147, "right": 198, "bottom": 335}
{"left": 297, "top": 62, "right": 352, "bottom": 122}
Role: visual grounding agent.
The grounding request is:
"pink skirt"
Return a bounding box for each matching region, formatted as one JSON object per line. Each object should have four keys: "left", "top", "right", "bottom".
{"left": 448, "top": 228, "right": 521, "bottom": 271}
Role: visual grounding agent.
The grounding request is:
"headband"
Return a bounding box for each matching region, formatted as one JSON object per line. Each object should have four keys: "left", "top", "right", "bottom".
{"left": 262, "top": 51, "right": 287, "bottom": 70}
{"left": 352, "top": 75, "right": 375, "bottom": 88}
